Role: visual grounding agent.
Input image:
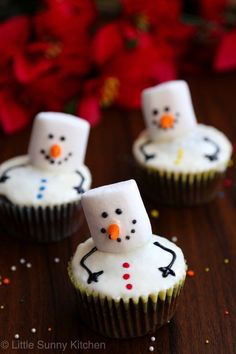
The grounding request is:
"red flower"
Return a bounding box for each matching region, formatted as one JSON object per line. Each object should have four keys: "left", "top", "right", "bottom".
{"left": 214, "top": 29, "right": 236, "bottom": 71}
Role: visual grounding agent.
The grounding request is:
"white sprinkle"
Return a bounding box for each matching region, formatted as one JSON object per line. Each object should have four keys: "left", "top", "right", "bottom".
{"left": 149, "top": 346, "right": 154, "bottom": 352}
{"left": 14, "top": 334, "right": 20, "bottom": 339}
{"left": 171, "top": 236, "right": 178, "bottom": 243}
{"left": 11, "top": 266, "right": 17, "bottom": 271}
{"left": 151, "top": 336, "right": 156, "bottom": 342}
{"left": 31, "top": 328, "right": 36, "bottom": 333}
{"left": 26, "top": 263, "right": 32, "bottom": 268}
{"left": 20, "top": 258, "right": 26, "bottom": 264}
{"left": 54, "top": 257, "right": 60, "bottom": 263}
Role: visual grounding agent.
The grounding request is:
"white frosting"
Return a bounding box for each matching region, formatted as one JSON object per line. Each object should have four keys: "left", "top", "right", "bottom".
{"left": 71, "top": 235, "right": 186, "bottom": 301}
{"left": 81, "top": 180, "right": 152, "bottom": 253}
{"left": 142, "top": 81, "right": 197, "bottom": 142}
{"left": 28, "top": 112, "right": 90, "bottom": 172}
{"left": 0, "top": 155, "right": 91, "bottom": 206}
{"left": 133, "top": 124, "right": 232, "bottom": 174}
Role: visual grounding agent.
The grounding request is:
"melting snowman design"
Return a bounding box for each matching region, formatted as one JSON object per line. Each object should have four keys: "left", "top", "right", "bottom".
{"left": 79, "top": 180, "right": 177, "bottom": 286}
{"left": 0, "top": 112, "right": 91, "bottom": 205}
{"left": 139, "top": 80, "right": 221, "bottom": 164}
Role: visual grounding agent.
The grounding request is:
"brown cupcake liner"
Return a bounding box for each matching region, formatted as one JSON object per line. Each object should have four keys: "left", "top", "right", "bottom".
{"left": 68, "top": 263, "right": 186, "bottom": 338}
{"left": 134, "top": 162, "right": 226, "bottom": 206}
{"left": 0, "top": 197, "right": 83, "bottom": 243}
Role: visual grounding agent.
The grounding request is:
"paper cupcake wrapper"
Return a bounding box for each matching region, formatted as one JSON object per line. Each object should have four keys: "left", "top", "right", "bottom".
{"left": 135, "top": 162, "right": 226, "bottom": 206}
{"left": 68, "top": 263, "right": 186, "bottom": 338}
{"left": 0, "top": 197, "right": 83, "bottom": 243}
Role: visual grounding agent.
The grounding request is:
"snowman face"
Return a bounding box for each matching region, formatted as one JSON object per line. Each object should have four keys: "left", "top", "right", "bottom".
{"left": 28, "top": 112, "right": 90, "bottom": 172}
{"left": 81, "top": 180, "right": 152, "bottom": 253}
{"left": 142, "top": 80, "right": 197, "bottom": 142}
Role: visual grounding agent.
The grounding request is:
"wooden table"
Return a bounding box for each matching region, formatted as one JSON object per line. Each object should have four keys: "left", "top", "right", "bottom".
{"left": 0, "top": 73, "right": 235, "bottom": 353}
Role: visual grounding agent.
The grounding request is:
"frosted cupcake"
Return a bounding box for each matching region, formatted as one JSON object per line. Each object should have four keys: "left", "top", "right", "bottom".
{"left": 133, "top": 80, "right": 232, "bottom": 206}
{"left": 0, "top": 112, "right": 91, "bottom": 242}
{"left": 69, "top": 180, "right": 186, "bottom": 338}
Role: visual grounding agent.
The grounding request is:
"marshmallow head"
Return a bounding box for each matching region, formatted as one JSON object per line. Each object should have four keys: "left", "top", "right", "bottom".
{"left": 28, "top": 112, "right": 90, "bottom": 172}
{"left": 81, "top": 180, "right": 152, "bottom": 253}
{"left": 142, "top": 80, "right": 197, "bottom": 142}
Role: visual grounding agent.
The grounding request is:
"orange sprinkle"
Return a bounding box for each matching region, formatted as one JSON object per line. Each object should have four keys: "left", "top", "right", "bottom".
{"left": 187, "top": 270, "right": 195, "bottom": 277}
{"left": 3, "top": 278, "right": 10, "bottom": 285}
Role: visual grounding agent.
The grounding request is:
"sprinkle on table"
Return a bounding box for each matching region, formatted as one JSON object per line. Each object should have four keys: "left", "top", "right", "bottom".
{"left": 171, "top": 236, "right": 178, "bottom": 243}
{"left": 3, "top": 278, "right": 10, "bottom": 285}
{"left": 11, "top": 265, "right": 17, "bottom": 272}
{"left": 20, "top": 258, "right": 26, "bottom": 264}
{"left": 26, "top": 262, "right": 32, "bottom": 268}
{"left": 149, "top": 346, "right": 154, "bottom": 352}
{"left": 31, "top": 328, "right": 36, "bottom": 334}
{"left": 0, "top": 305, "right": 4, "bottom": 310}
{"left": 150, "top": 336, "right": 156, "bottom": 342}
{"left": 224, "top": 258, "right": 230, "bottom": 264}
{"left": 150, "top": 209, "right": 159, "bottom": 218}
{"left": 205, "top": 339, "right": 210, "bottom": 344}
{"left": 224, "top": 310, "right": 229, "bottom": 316}
{"left": 205, "top": 267, "right": 210, "bottom": 272}
{"left": 54, "top": 257, "right": 60, "bottom": 263}
{"left": 48, "top": 327, "right": 52, "bottom": 332}
{"left": 14, "top": 334, "right": 20, "bottom": 339}
{"left": 187, "top": 270, "right": 195, "bottom": 277}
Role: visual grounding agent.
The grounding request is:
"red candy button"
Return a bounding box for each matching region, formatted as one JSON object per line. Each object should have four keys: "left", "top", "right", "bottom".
{"left": 126, "top": 284, "right": 133, "bottom": 290}
{"left": 123, "top": 274, "right": 130, "bottom": 280}
{"left": 122, "top": 262, "right": 130, "bottom": 268}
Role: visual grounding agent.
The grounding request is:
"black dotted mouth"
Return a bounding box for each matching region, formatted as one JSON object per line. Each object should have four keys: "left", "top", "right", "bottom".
{"left": 40, "top": 150, "right": 73, "bottom": 165}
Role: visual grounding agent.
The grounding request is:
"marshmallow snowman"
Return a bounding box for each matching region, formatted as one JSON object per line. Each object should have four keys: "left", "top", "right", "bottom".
{"left": 81, "top": 179, "right": 152, "bottom": 253}
{"left": 142, "top": 80, "right": 197, "bottom": 142}
{"left": 28, "top": 112, "right": 90, "bottom": 172}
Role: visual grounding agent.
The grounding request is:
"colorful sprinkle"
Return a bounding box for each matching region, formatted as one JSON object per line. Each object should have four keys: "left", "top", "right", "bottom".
{"left": 224, "top": 258, "right": 229, "bottom": 264}
{"left": 14, "top": 334, "right": 20, "bottom": 339}
{"left": 149, "top": 346, "right": 154, "bottom": 352}
{"left": 39, "top": 186, "right": 46, "bottom": 191}
{"left": 48, "top": 327, "right": 52, "bottom": 332}
{"left": 205, "top": 339, "right": 210, "bottom": 344}
{"left": 37, "top": 194, "right": 43, "bottom": 199}
{"left": 54, "top": 257, "right": 60, "bottom": 263}
{"left": 26, "top": 263, "right": 32, "bottom": 268}
{"left": 10, "top": 265, "right": 17, "bottom": 271}
{"left": 174, "top": 148, "right": 184, "bottom": 165}
{"left": 31, "top": 328, "right": 36, "bottom": 333}
{"left": 126, "top": 284, "right": 133, "bottom": 290}
{"left": 171, "top": 236, "right": 178, "bottom": 243}
{"left": 150, "top": 209, "right": 159, "bottom": 218}
{"left": 224, "top": 310, "right": 229, "bottom": 316}
{"left": 0, "top": 305, "right": 4, "bottom": 310}
{"left": 187, "top": 270, "right": 195, "bottom": 277}
{"left": 123, "top": 274, "right": 130, "bottom": 280}
{"left": 122, "top": 262, "right": 130, "bottom": 268}
{"left": 20, "top": 258, "right": 26, "bottom": 264}
{"left": 3, "top": 278, "right": 10, "bottom": 285}
{"left": 205, "top": 267, "right": 210, "bottom": 272}
{"left": 150, "top": 336, "right": 156, "bottom": 342}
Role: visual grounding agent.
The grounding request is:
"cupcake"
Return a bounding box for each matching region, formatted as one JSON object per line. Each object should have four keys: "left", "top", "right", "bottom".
{"left": 133, "top": 80, "right": 232, "bottom": 206}
{"left": 69, "top": 180, "right": 186, "bottom": 338}
{"left": 0, "top": 112, "right": 91, "bottom": 242}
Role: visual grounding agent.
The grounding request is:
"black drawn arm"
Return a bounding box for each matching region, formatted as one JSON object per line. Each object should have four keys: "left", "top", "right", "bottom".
{"left": 139, "top": 140, "right": 156, "bottom": 162}
{"left": 74, "top": 170, "right": 85, "bottom": 194}
{"left": 153, "top": 241, "right": 176, "bottom": 278}
{"left": 80, "top": 247, "right": 104, "bottom": 284}
{"left": 0, "top": 163, "right": 29, "bottom": 183}
{"left": 203, "top": 137, "right": 220, "bottom": 162}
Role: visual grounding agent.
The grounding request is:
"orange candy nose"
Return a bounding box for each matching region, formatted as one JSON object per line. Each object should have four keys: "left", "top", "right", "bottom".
{"left": 50, "top": 144, "right": 62, "bottom": 158}
{"left": 160, "top": 114, "right": 175, "bottom": 129}
{"left": 108, "top": 224, "right": 120, "bottom": 240}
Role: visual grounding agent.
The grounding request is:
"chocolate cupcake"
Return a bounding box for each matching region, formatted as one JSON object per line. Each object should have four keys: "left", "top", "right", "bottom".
{"left": 69, "top": 180, "right": 186, "bottom": 338}
{"left": 0, "top": 112, "right": 91, "bottom": 242}
{"left": 133, "top": 80, "right": 232, "bottom": 206}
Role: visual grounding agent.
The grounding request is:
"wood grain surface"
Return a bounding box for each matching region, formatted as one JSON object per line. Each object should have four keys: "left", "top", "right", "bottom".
{"left": 0, "top": 73, "right": 235, "bottom": 354}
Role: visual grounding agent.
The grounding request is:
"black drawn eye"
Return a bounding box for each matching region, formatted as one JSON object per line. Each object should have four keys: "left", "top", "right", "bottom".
{"left": 100, "top": 228, "right": 106, "bottom": 234}
{"left": 132, "top": 220, "right": 137, "bottom": 224}
{"left": 131, "top": 229, "right": 135, "bottom": 233}
{"left": 115, "top": 209, "right": 122, "bottom": 215}
{"left": 101, "top": 212, "right": 108, "bottom": 218}
{"left": 152, "top": 109, "right": 159, "bottom": 116}
{"left": 164, "top": 106, "right": 170, "bottom": 112}
{"left": 60, "top": 136, "right": 65, "bottom": 141}
{"left": 48, "top": 134, "right": 54, "bottom": 139}
{"left": 152, "top": 120, "right": 157, "bottom": 125}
